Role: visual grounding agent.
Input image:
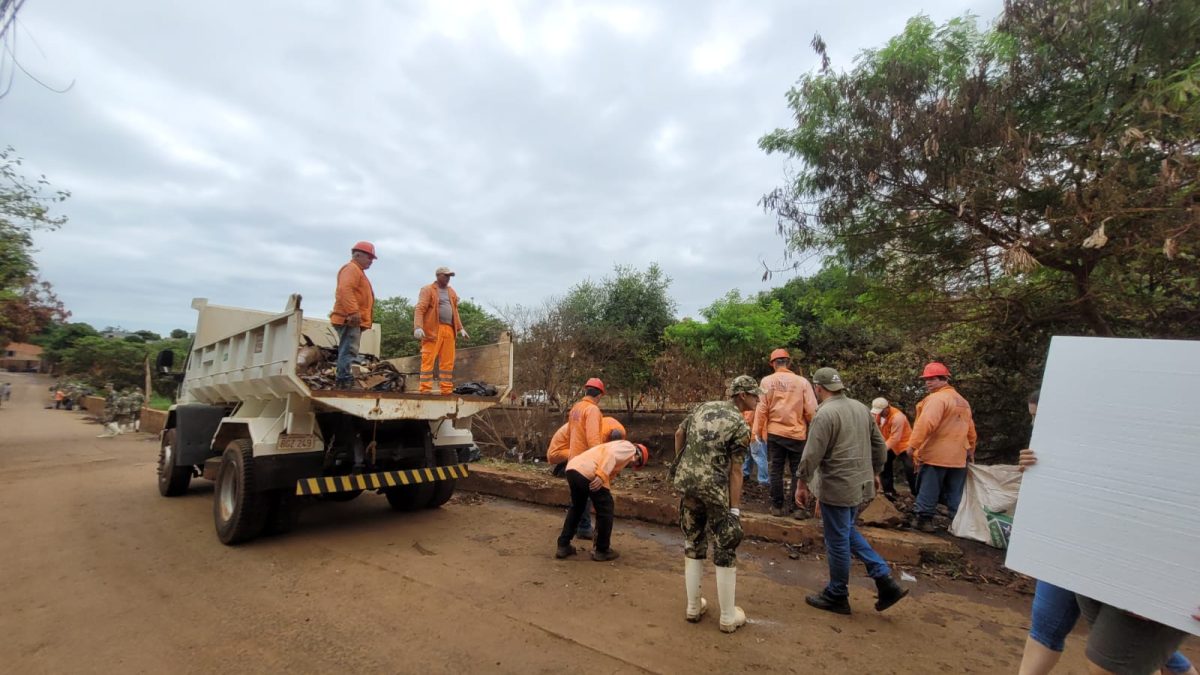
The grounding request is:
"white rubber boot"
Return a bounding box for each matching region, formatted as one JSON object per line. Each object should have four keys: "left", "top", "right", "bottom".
{"left": 716, "top": 565, "right": 746, "bottom": 633}
{"left": 96, "top": 422, "right": 120, "bottom": 438}
{"left": 685, "top": 558, "right": 707, "bottom": 622}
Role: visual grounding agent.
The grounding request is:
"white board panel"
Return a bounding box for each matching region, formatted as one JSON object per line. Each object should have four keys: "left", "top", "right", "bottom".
{"left": 1006, "top": 336, "right": 1200, "bottom": 636}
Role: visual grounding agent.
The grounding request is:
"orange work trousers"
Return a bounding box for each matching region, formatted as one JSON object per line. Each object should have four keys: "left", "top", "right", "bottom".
{"left": 419, "top": 324, "right": 456, "bottom": 394}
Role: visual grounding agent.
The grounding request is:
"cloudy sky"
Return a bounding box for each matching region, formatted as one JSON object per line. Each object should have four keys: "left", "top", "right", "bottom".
{"left": 8, "top": 0, "right": 1001, "bottom": 336}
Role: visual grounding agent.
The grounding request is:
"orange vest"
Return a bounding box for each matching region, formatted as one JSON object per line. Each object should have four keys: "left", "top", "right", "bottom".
{"left": 414, "top": 282, "right": 462, "bottom": 339}
{"left": 877, "top": 406, "right": 912, "bottom": 455}
{"left": 331, "top": 261, "right": 374, "bottom": 328}
{"left": 567, "top": 398, "right": 603, "bottom": 458}
{"left": 546, "top": 423, "right": 570, "bottom": 464}
{"left": 910, "top": 386, "right": 977, "bottom": 467}
{"left": 754, "top": 369, "right": 818, "bottom": 441}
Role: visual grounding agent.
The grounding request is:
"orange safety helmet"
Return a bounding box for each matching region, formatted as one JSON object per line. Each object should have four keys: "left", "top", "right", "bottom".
{"left": 634, "top": 443, "right": 650, "bottom": 468}
{"left": 352, "top": 241, "right": 377, "bottom": 259}
{"left": 769, "top": 348, "right": 790, "bottom": 362}
{"left": 585, "top": 377, "right": 606, "bottom": 394}
{"left": 921, "top": 362, "right": 951, "bottom": 379}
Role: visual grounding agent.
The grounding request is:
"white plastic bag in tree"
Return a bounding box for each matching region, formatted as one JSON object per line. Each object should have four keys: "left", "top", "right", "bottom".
{"left": 949, "top": 464, "right": 1023, "bottom": 548}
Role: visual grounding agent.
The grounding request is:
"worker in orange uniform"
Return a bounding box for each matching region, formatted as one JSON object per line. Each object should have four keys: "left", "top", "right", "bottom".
{"left": 904, "top": 362, "right": 977, "bottom": 532}
{"left": 414, "top": 266, "right": 467, "bottom": 395}
{"left": 870, "top": 397, "right": 916, "bottom": 499}
{"left": 754, "top": 349, "right": 819, "bottom": 518}
{"left": 563, "top": 377, "right": 606, "bottom": 539}
{"left": 330, "top": 241, "right": 376, "bottom": 390}
{"left": 555, "top": 440, "right": 648, "bottom": 562}
{"left": 546, "top": 415, "right": 625, "bottom": 474}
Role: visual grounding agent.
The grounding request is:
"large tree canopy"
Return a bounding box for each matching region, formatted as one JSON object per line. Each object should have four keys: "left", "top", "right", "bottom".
{"left": 759, "top": 0, "right": 1200, "bottom": 337}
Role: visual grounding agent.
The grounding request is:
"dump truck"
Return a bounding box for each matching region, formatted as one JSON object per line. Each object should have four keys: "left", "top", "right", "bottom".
{"left": 156, "top": 295, "right": 511, "bottom": 544}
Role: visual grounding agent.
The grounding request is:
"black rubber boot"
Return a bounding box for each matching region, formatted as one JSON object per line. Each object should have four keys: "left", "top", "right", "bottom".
{"left": 591, "top": 549, "right": 620, "bottom": 562}
{"left": 805, "top": 591, "right": 851, "bottom": 615}
{"left": 874, "top": 576, "right": 909, "bottom": 612}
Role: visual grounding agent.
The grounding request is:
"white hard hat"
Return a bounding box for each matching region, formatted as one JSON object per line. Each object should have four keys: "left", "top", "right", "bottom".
{"left": 871, "top": 398, "right": 888, "bottom": 414}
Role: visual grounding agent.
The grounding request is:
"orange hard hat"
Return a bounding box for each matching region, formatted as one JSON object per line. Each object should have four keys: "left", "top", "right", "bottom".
{"left": 352, "top": 241, "right": 377, "bottom": 259}
{"left": 634, "top": 443, "right": 649, "bottom": 468}
{"left": 585, "top": 377, "right": 606, "bottom": 394}
{"left": 921, "top": 362, "right": 951, "bottom": 379}
{"left": 769, "top": 348, "right": 790, "bottom": 362}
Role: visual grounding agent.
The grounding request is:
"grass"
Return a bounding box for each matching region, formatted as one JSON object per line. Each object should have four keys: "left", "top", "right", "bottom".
{"left": 149, "top": 393, "right": 173, "bottom": 411}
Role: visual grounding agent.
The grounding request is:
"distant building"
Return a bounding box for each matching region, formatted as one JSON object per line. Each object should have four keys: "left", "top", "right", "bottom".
{"left": 102, "top": 329, "right": 134, "bottom": 340}
{"left": 1, "top": 343, "right": 44, "bottom": 372}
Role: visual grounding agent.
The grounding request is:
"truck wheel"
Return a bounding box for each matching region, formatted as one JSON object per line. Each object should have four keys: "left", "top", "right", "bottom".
{"left": 157, "top": 429, "right": 192, "bottom": 497}
{"left": 385, "top": 483, "right": 434, "bottom": 511}
{"left": 427, "top": 447, "right": 459, "bottom": 509}
{"left": 213, "top": 439, "right": 267, "bottom": 545}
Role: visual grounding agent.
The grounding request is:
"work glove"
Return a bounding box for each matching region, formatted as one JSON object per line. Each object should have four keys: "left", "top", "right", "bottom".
{"left": 458, "top": 328, "right": 470, "bottom": 339}
{"left": 413, "top": 328, "right": 426, "bottom": 340}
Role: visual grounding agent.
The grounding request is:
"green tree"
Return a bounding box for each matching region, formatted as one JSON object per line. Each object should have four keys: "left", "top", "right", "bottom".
{"left": 59, "top": 336, "right": 148, "bottom": 390}
{"left": 666, "top": 291, "right": 798, "bottom": 376}
{"left": 169, "top": 328, "right": 189, "bottom": 339}
{"left": 1, "top": 146, "right": 70, "bottom": 345}
{"left": 759, "top": 3, "right": 1200, "bottom": 337}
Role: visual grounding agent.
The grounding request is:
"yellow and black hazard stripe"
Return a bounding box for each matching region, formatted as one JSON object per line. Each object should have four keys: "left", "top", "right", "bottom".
{"left": 295, "top": 464, "right": 470, "bottom": 496}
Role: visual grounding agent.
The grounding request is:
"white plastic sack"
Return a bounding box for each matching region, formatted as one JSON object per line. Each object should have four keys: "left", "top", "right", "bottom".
{"left": 949, "top": 464, "right": 1023, "bottom": 548}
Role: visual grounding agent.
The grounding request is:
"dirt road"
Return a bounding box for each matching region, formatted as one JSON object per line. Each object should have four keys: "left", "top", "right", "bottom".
{"left": 0, "top": 373, "right": 1190, "bottom": 673}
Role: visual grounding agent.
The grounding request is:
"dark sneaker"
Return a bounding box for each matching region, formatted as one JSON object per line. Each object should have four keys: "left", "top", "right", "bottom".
{"left": 874, "top": 576, "right": 910, "bottom": 612}
{"left": 805, "top": 592, "right": 851, "bottom": 615}
{"left": 574, "top": 529, "right": 594, "bottom": 541}
{"left": 555, "top": 544, "right": 577, "bottom": 559}
{"left": 916, "top": 517, "right": 936, "bottom": 533}
{"left": 792, "top": 508, "right": 811, "bottom": 520}
{"left": 770, "top": 505, "right": 786, "bottom": 517}
{"left": 591, "top": 549, "right": 620, "bottom": 562}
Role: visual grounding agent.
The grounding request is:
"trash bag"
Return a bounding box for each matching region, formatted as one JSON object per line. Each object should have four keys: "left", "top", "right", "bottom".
{"left": 452, "top": 381, "right": 497, "bottom": 397}
{"left": 949, "top": 464, "right": 1023, "bottom": 548}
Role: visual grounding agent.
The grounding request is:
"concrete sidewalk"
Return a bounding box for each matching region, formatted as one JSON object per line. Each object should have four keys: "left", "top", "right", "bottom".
{"left": 459, "top": 463, "right": 961, "bottom": 565}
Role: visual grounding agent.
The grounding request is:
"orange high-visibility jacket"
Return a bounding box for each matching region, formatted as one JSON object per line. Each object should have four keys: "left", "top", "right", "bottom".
{"left": 331, "top": 261, "right": 375, "bottom": 328}
{"left": 909, "top": 386, "right": 977, "bottom": 468}
{"left": 414, "top": 282, "right": 462, "bottom": 339}
{"left": 546, "top": 423, "right": 570, "bottom": 464}
{"left": 567, "top": 397, "right": 603, "bottom": 458}
{"left": 601, "top": 416, "right": 626, "bottom": 441}
{"left": 754, "top": 370, "right": 818, "bottom": 441}
{"left": 566, "top": 440, "right": 638, "bottom": 489}
{"left": 877, "top": 406, "right": 913, "bottom": 455}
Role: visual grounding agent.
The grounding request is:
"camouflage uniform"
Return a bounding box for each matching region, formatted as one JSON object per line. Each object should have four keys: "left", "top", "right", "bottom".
{"left": 673, "top": 399, "right": 751, "bottom": 567}
{"left": 115, "top": 392, "right": 134, "bottom": 426}
{"left": 129, "top": 390, "right": 145, "bottom": 428}
{"left": 103, "top": 387, "right": 118, "bottom": 423}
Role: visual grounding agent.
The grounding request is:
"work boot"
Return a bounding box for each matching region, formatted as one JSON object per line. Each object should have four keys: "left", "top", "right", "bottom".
{"left": 769, "top": 505, "right": 786, "bottom": 517}
{"left": 915, "top": 516, "right": 936, "bottom": 533}
{"left": 792, "top": 507, "right": 811, "bottom": 520}
{"left": 715, "top": 566, "right": 747, "bottom": 633}
{"left": 574, "top": 528, "right": 594, "bottom": 541}
{"left": 591, "top": 549, "right": 620, "bottom": 562}
{"left": 805, "top": 591, "right": 851, "bottom": 615}
{"left": 554, "top": 544, "right": 577, "bottom": 559}
{"left": 684, "top": 557, "right": 708, "bottom": 623}
{"left": 874, "top": 576, "right": 909, "bottom": 612}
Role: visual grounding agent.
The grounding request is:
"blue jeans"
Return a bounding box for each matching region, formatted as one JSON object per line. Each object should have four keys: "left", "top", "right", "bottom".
{"left": 335, "top": 324, "right": 361, "bottom": 386}
{"left": 820, "top": 502, "right": 891, "bottom": 598}
{"left": 1029, "top": 580, "right": 1193, "bottom": 672}
{"left": 742, "top": 439, "right": 768, "bottom": 483}
{"left": 914, "top": 465, "right": 967, "bottom": 519}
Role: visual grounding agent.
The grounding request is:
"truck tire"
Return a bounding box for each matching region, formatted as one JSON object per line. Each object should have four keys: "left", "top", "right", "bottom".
{"left": 385, "top": 482, "right": 434, "bottom": 511}
{"left": 213, "top": 439, "right": 267, "bottom": 545}
{"left": 426, "top": 447, "right": 459, "bottom": 508}
{"left": 157, "top": 429, "right": 192, "bottom": 497}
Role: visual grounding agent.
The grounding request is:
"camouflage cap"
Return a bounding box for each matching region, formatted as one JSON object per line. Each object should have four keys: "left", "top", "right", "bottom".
{"left": 727, "top": 375, "right": 763, "bottom": 397}
{"left": 812, "top": 367, "right": 845, "bottom": 391}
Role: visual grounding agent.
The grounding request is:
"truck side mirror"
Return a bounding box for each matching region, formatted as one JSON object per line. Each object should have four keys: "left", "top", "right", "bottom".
{"left": 155, "top": 349, "right": 175, "bottom": 373}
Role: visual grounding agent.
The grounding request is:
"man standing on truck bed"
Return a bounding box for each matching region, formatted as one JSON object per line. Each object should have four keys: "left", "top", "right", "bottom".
{"left": 330, "top": 241, "right": 376, "bottom": 390}
{"left": 414, "top": 266, "right": 467, "bottom": 395}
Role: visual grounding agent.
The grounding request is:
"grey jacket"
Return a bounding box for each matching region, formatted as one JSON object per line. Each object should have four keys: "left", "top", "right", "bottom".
{"left": 797, "top": 393, "right": 887, "bottom": 507}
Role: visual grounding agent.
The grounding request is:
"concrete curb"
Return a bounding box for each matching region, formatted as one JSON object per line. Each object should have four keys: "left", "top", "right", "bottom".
{"left": 460, "top": 465, "right": 961, "bottom": 565}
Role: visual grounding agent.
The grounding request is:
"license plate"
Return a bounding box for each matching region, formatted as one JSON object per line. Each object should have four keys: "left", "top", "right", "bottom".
{"left": 277, "top": 434, "right": 319, "bottom": 451}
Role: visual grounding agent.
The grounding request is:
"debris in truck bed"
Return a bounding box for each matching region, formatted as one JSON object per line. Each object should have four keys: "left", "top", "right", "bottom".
{"left": 296, "top": 345, "right": 408, "bottom": 392}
